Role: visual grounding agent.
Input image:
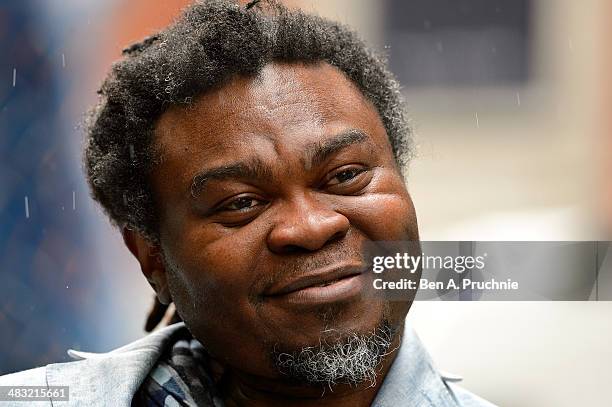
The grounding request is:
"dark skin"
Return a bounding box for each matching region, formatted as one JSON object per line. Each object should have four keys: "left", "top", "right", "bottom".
{"left": 124, "top": 61, "right": 420, "bottom": 406}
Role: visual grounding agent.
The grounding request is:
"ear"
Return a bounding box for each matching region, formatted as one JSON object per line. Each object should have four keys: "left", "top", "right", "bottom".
{"left": 122, "top": 227, "right": 171, "bottom": 305}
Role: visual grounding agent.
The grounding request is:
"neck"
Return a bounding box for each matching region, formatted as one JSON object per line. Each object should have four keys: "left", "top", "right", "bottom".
{"left": 220, "top": 333, "right": 402, "bottom": 407}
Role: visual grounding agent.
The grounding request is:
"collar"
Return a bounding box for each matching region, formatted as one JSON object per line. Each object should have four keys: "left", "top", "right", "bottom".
{"left": 47, "top": 322, "right": 187, "bottom": 406}
{"left": 372, "top": 323, "right": 459, "bottom": 407}
{"left": 53, "top": 321, "right": 459, "bottom": 406}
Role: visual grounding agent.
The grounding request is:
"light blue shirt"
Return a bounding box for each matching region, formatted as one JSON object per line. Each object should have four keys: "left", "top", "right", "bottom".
{"left": 0, "top": 322, "right": 495, "bottom": 406}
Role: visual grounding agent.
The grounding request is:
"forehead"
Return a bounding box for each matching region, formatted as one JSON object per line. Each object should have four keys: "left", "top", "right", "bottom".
{"left": 153, "top": 61, "right": 389, "bottom": 178}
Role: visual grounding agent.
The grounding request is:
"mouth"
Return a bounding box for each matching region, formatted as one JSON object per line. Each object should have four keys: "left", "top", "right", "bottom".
{"left": 265, "top": 264, "right": 366, "bottom": 306}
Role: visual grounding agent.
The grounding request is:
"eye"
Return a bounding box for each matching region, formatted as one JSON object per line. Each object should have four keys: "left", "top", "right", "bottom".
{"left": 220, "top": 196, "right": 265, "bottom": 212}
{"left": 326, "top": 166, "right": 368, "bottom": 186}
{"left": 323, "top": 165, "right": 373, "bottom": 195}
{"left": 212, "top": 194, "right": 268, "bottom": 227}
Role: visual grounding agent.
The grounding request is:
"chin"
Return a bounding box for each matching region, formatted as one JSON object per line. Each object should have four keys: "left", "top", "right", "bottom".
{"left": 264, "top": 297, "right": 403, "bottom": 352}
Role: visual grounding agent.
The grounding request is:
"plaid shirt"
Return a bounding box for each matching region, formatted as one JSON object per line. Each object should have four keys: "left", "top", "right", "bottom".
{"left": 132, "top": 330, "right": 222, "bottom": 407}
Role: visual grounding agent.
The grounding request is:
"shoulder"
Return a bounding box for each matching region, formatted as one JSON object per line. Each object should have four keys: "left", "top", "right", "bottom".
{"left": 0, "top": 367, "right": 51, "bottom": 406}
{"left": 0, "top": 366, "right": 47, "bottom": 386}
{"left": 0, "top": 323, "right": 187, "bottom": 406}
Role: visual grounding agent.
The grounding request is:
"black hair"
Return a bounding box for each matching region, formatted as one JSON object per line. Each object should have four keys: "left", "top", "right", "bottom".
{"left": 84, "top": 0, "right": 412, "bottom": 243}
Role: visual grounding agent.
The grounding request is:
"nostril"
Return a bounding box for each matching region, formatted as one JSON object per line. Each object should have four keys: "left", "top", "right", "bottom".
{"left": 275, "top": 229, "right": 348, "bottom": 254}
{"left": 327, "top": 230, "right": 347, "bottom": 245}
{"left": 283, "top": 244, "right": 308, "bottom": 254}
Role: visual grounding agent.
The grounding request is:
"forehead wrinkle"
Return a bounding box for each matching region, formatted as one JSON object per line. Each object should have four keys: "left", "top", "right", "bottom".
{"left": 236, "top": 101, "right": 324, "bottom": 130}
{"left": 247, "top": 64, "right": 327, "bottom": 119}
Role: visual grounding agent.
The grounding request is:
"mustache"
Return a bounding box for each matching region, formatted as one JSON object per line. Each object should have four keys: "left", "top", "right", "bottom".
{"left": 253, "top": 243, "right": 364, "bottom": 298}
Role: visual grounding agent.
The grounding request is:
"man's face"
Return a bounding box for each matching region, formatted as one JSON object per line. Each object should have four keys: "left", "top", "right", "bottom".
{"left": 150, "top": 61, "right": 419, "bottom": 379}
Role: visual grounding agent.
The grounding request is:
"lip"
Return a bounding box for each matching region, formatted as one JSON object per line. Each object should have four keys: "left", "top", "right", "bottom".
{"left": 265, "top": 264, "right": 366, "bottom": 305}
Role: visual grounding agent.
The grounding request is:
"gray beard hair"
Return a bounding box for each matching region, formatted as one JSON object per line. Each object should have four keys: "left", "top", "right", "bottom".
{"left": 273, "top": 319, "right": 399, "bottom": 388}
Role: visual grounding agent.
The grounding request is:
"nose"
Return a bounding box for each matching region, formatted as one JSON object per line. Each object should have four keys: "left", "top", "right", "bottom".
{"left": 266, "top": 194, "right": 350, "bottom": 254}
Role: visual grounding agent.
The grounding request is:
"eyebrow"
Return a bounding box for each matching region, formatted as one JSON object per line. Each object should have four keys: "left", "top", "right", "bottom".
{"left": 189, "top": 129, "right": 371, "bottom": 198}
{"left": 303, "top": 129, "right": 370, "bottom": 170}
{"left": 190, "top": 158, "right": 272, "bottom": 198}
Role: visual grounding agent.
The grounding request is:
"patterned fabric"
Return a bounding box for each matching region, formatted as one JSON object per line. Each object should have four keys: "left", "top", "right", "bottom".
{"left": 125, "top": 322, "right": 495, "bottom": 407}
{"left": 131, "top": 330, "right": 222, "bottom": 407}
{"left": 0, "top": 322, "right": 494, "bottom": 406}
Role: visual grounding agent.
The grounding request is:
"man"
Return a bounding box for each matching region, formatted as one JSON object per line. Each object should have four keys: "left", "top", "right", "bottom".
{"left": 0, "top": 1, "right": 493, "bottom": 405}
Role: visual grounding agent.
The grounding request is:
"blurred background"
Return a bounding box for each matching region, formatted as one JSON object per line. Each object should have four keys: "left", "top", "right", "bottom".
{"left": 0, "top": 0, "right": 610, "bottom": 405}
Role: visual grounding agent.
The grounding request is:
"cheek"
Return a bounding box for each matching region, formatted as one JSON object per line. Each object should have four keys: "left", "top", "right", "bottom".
{"left": 342, "top": 190, "right": 419, "bottom": 241}
{"left": 162, "top": 226, "right": 288, "bottom": 374}
{"left": 164, "top": 219, "right": 263, "bottom": 292}
{"left": 162, "top": 227, "right": 265, "bottom": 335}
